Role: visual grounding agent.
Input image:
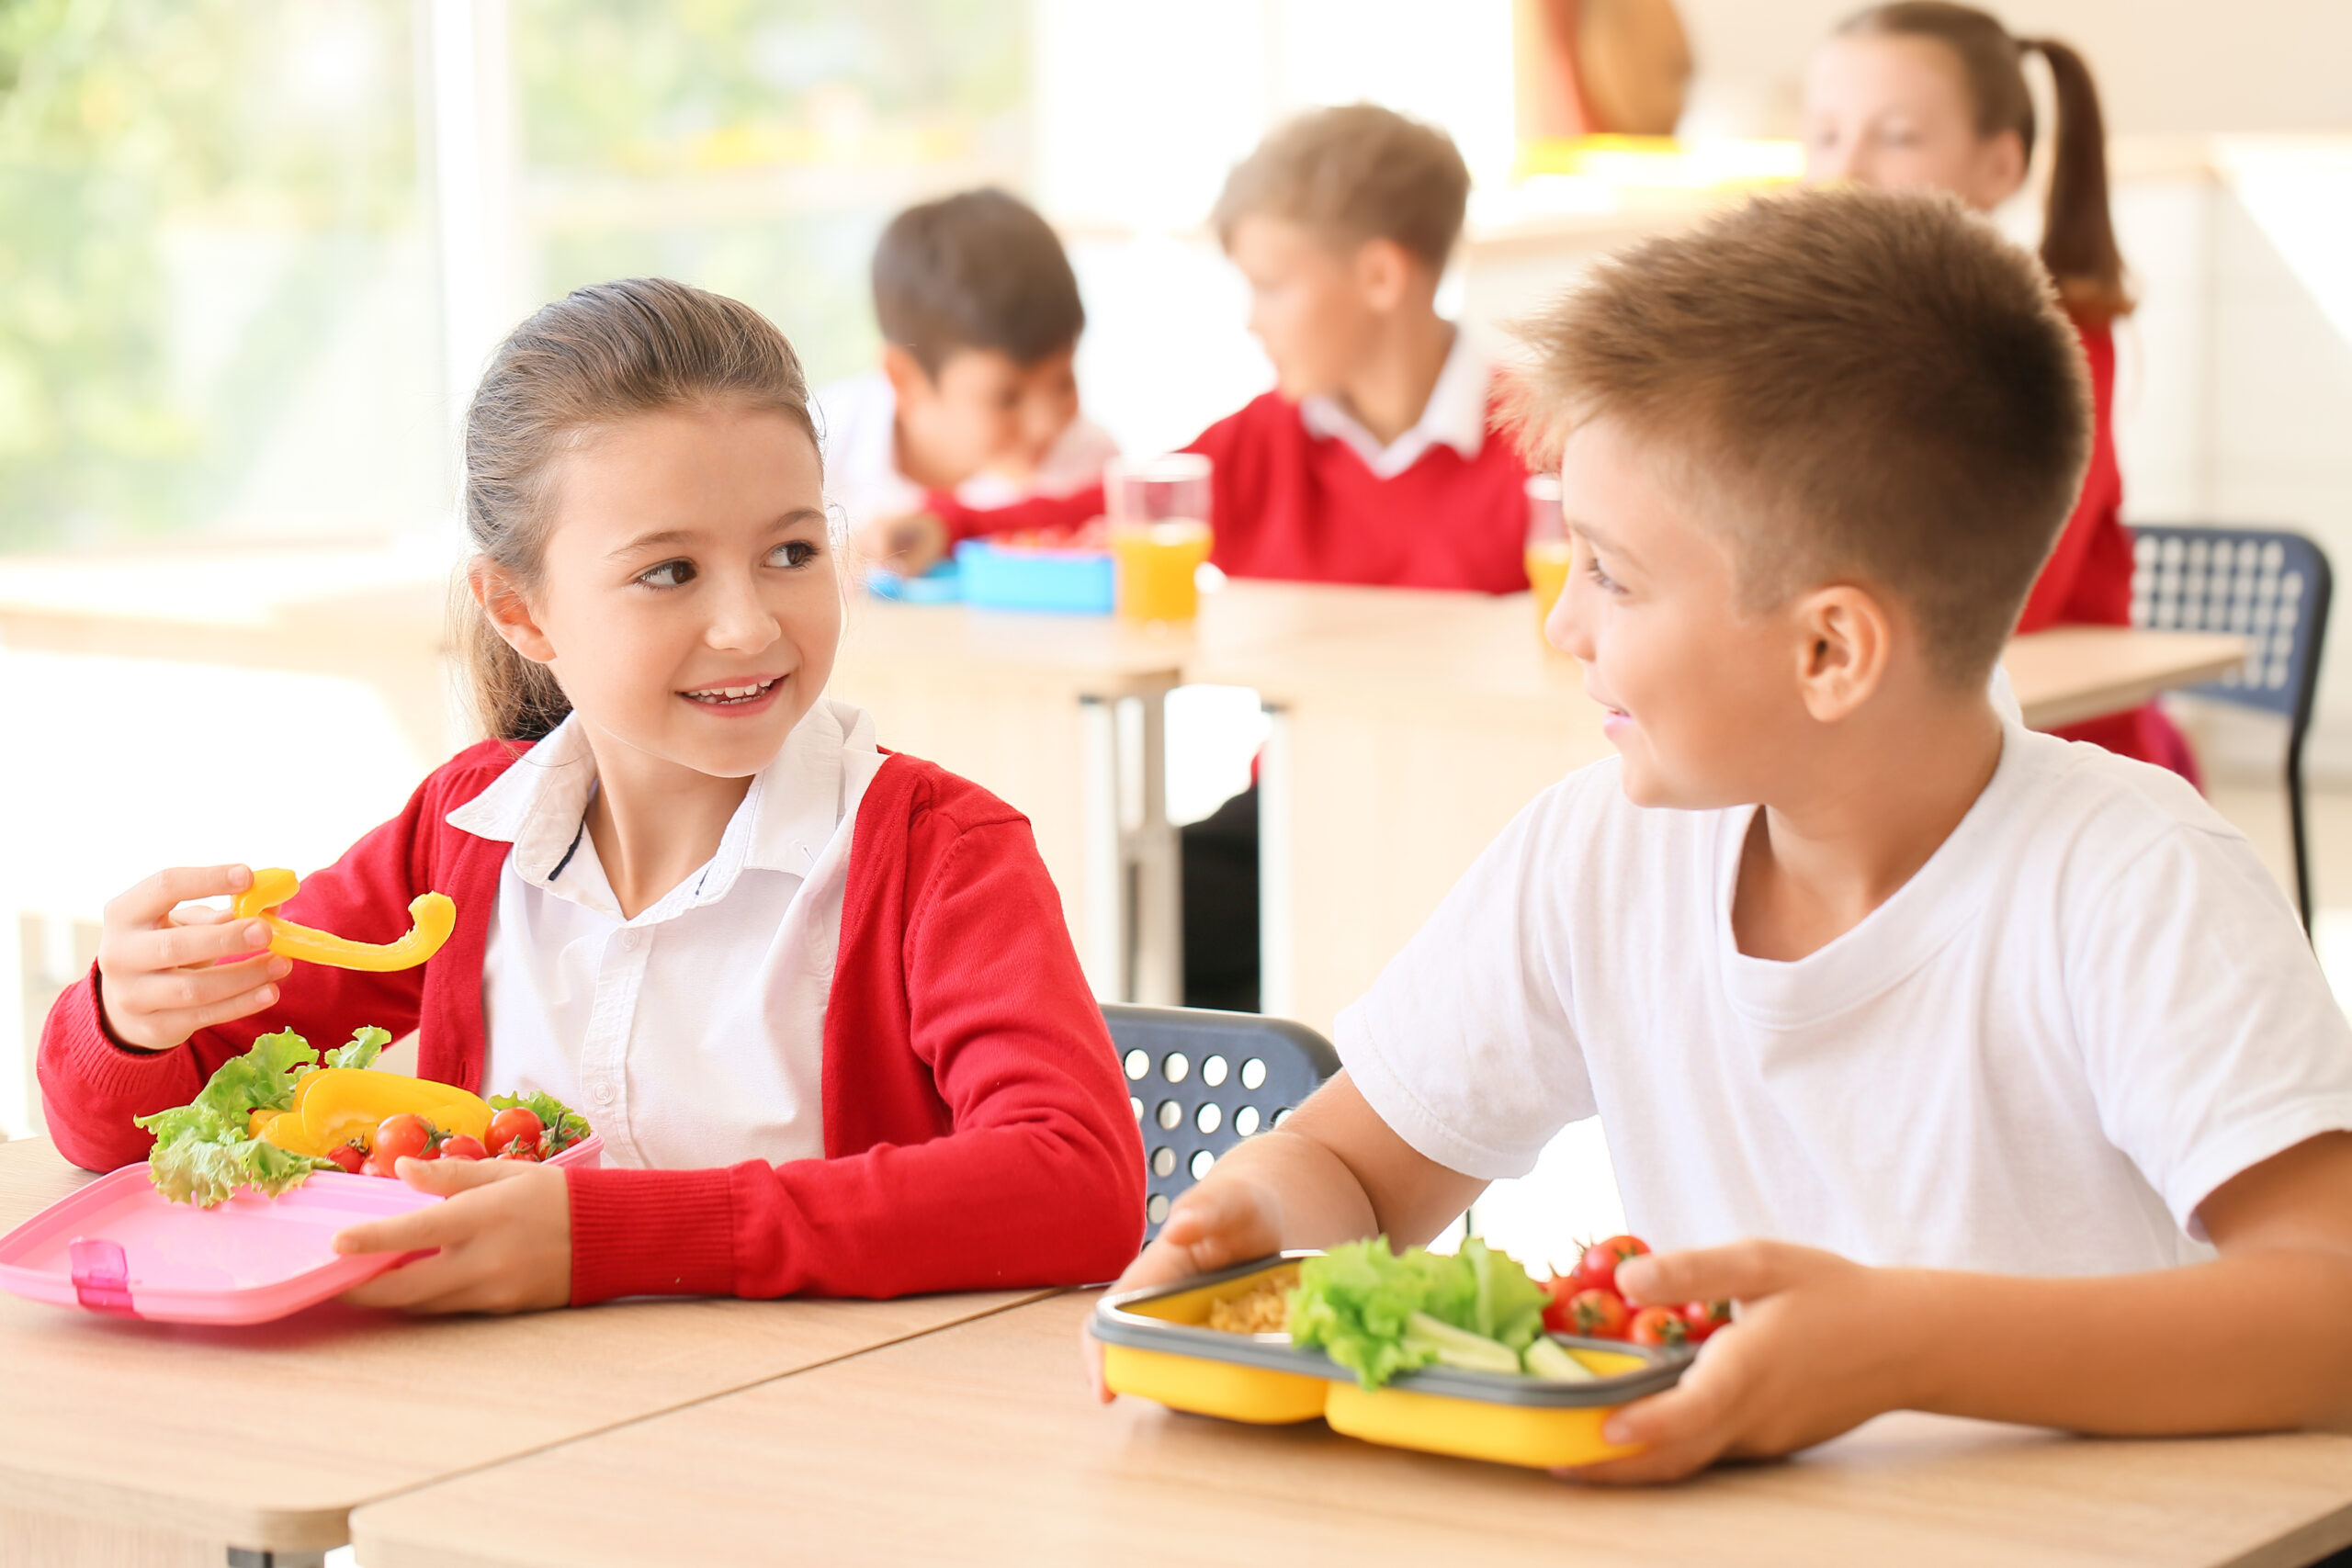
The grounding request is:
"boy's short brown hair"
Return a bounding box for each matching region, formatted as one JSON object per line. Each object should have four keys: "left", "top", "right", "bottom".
{"left": 1210, "top": 104, "right": 1470, "bottom": 272}
{"left": 1510, "top": 186, "right": 2090, "bottom": 683}
{"left": 872, "top": 187, "right": 1085, "bottom": 377}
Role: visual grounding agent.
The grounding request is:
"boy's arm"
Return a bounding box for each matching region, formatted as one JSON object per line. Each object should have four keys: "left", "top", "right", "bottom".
{"left": 1105, "top": 1071, "right": 1488, "bottom": 1292}
{"left": 1575, "top": 1130, "right": 2352, "bottom": 1484}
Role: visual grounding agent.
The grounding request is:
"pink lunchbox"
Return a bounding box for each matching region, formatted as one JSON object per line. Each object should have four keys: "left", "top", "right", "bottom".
{"left": 0, "top": 1134, "right": 603, "bottom": 1325}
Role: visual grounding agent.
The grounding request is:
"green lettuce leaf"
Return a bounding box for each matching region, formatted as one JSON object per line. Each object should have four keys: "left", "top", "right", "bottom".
{"left": 486, "top": 1089, "right": 592, "bottom": 1153}
{"left": 322, "top": 1025, "right": 390, "bottom": 1071}
{"left": 1289, "top": 1235, "right": 1555, "bottom": 1389}
{"left": 134, "top": 1030, "right": 335, "bottom": 1206}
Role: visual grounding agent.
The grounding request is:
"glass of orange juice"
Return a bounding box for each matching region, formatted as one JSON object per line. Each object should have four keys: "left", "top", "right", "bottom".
{"left": 1107, "top": 454, "right": 1213, "bottom": 625}
{"left": 1524, "top": 472, "right": 1571, "bottom": 637}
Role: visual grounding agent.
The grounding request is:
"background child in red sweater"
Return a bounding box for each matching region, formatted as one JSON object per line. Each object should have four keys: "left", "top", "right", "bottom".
{"left": 39, "top": 277, "right": 1144, "bottom": 1312}
{"left": 1804, "top": 2, "right": 2194, "bottom": 779}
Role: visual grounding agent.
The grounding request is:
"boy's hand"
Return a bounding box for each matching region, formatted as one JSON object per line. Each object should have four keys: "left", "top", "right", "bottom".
{"left": 1083, "top": 1178, "right": 1284, "bottom": 1403}
{"left": 1563, "top": 1240, "right": 1929, "bottom": 1485}
{"left": 854, "top": 510, "right": 949, "bottom": 577}
{"left": 96, "top": 865, "right": 292, "bottom": 1051}
{"left": 334, "top": 1156, "right": 571, "bottom": 1314}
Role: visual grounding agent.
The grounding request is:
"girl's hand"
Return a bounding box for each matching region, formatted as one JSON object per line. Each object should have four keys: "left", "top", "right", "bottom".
{"left": 96, "top": 865, "right": 292, "bottom": 1052}
{"left": 1083, "top": 1177, "right": 1284, "bottom": 1402}
{"left": 334, "top": 1157, "right": 572, "bottom": 1314}
{"left": 1562, "top": 1240, "right": 1932, "bottom": 1485}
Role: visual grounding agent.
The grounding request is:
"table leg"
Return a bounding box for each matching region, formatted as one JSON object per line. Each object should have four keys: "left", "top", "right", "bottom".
{"left": 1256, "top": 704, "right": 1295, "bottom": 1020}
{"left": 1127, "top": 689, "right": 1182, "bottom": 1008}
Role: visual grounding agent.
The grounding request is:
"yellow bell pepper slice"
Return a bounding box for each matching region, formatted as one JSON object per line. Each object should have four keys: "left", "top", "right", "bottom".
{"left": 293, "top": 1067, "right": 492, "bottom": 1152}
{"left": 232, "top": 867, "right": 455, "bottom": 973}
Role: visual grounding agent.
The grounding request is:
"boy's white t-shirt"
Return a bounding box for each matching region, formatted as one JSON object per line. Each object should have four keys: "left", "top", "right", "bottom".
{"left": 813, "top": 370, "right": 1118, "bottom": 537}
{"left": 1336, "top": 722, "right": 2352, "bottom": 1277}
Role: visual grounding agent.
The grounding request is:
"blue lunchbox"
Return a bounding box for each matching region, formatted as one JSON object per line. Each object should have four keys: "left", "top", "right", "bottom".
{"left": 955, "top": 538, "right": 1114, "bottom": 615}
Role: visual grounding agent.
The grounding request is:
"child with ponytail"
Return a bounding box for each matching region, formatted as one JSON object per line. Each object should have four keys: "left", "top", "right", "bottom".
{"left": 1804, "top": 3, "right": 2192, "bottom": 777}
{"left": 38, "top": 278, "right": 1146, "bottom": 1311}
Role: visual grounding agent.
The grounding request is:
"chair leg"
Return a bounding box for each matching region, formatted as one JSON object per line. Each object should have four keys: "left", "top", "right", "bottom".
{"left": 2289, "top": 740, "right": 2315, "bottom": 937}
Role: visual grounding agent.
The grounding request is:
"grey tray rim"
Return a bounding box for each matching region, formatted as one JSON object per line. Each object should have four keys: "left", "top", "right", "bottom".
{"left": 1094, "top": 1249, "right": 1694, "bottom": 1408}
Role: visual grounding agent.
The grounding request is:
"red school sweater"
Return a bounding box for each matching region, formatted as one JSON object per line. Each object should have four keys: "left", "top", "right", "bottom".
{"left": 2018, "top": 317, "right": 2194, "bottom": 779}
{"left": 37, "top": 741, "right": 1147, "bottom": 1304}
{"left": 931, "top": 381, "right": 1534, "bottom": 593}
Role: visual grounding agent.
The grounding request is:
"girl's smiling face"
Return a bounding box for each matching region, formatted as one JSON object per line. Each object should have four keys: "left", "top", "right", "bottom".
{"left": 486, "top": 398, "right": 839, "bottom": 782}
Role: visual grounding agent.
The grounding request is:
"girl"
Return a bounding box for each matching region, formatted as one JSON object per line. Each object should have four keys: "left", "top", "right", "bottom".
{"left": 1804, "top": 2, "right": 2195, "bottom": 779}
{"left": 37, "top": 277, "right": 1147, "bottom": 1312}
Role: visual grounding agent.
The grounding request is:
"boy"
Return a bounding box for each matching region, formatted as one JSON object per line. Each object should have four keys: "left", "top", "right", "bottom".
{"left": 819, "top": 187, "right": 1116, "bottom": 543}
{"left": 856, "top": 103, "right": 1530, "bottom": 592}
{"left": 1095, "top": 186, "right": 2352, "bottom": 1481}
{"left": 862, "top": 107, "right": 1532, "bottom": 1012}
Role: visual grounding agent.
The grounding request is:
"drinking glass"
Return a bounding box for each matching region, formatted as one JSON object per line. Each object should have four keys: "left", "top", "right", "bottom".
{"left": 1107, "top": 454, "right": 1214, "bottom": 624}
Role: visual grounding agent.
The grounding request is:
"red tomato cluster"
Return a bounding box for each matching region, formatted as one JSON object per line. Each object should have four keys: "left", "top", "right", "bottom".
{"left": 1541, "top": 1234, "right": 1728, "bottom": 1349}
{"left": 332, "top": 1107, "right": 555, "bottom": 1179}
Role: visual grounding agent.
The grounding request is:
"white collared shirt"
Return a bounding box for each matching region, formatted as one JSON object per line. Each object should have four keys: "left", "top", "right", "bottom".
{"left": 813, "top": 370, "right": 1120, "bottom": 535}
{"left": 447, "top": 698, "right": 887, "bottom": 1170}
{"left": 1298, "top": 325, "right": 1491, "bottom": 480}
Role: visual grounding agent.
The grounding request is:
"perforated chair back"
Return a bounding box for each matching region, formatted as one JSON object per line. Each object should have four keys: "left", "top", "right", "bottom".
{"left": 1104, "top": 1005, "right": 1340, "bottom": 1240}
{"left": 2131, "top": 525, "right": 2333, "bottom": 927}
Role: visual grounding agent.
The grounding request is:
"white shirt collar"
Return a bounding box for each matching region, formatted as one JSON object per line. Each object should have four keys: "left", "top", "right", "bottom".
{"left": 1298, "top": 325, "right": 1490, "bottom": 480}
{"left": 447, "top": 698, "right": 878, "bottom": 922}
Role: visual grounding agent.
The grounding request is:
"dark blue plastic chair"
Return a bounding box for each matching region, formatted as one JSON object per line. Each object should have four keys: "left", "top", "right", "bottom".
{"left": 1103, "top": 1005, "right": 1339, "bottom": 1240}
{"left": 2131, "top": 525, "right": 2333, "bottom": 929}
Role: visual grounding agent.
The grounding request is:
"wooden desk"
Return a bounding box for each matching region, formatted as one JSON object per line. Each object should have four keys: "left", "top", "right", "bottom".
{"left": 1194, "top": 596, "right": 2255, "bottom": 1033}
{"left": 0, "top": 1140, "right": 1048, "bottom": 1567}
{"left": 351, "top": 1290, "right": 2352, "bottom": 1568}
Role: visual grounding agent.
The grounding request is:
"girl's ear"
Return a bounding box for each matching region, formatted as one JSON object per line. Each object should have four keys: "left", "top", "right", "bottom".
{"left": 1790, "top": 582, "right": 1894, "bottom": 724}
{"left": 469, "top": 559, "right": 557, "bottom": 665}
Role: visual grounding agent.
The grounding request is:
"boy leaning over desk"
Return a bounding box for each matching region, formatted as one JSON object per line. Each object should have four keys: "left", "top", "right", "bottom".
{"left": 1092, "top": 185, "right": 2352, "bottom": 1483}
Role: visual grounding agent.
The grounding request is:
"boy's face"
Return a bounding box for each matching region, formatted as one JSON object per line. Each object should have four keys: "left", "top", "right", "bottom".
{"left": 889, "top": 344, "right": 1080, "bottom": 484}
{"left": 1544, "top": 417, "right": 1812, "bottom": 809}
{"left": 1226, "top": 215, "right": 1401, "bottom": 402}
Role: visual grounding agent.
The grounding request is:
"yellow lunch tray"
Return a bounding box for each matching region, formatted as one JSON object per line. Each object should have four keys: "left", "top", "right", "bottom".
{"left": 1094, "top": 1251, "right": 1693, "bottom": 1470}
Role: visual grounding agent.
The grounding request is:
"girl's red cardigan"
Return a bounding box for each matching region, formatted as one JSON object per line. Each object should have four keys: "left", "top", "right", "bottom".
{"left": 37, "top": 739, "right": 1147, "bottom": 1304}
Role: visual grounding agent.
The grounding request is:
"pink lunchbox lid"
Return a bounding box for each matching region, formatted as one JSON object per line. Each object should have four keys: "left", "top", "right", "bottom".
{"left": 0, "top": 1133, "right": 603, "bottom": 1325}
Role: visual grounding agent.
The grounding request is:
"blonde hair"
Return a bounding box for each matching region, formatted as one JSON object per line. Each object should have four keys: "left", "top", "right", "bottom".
{"left": 1509, "top": 185, "right": 2089, "bottom": 684}
{"left": 458, "top": 277, "right": 819, "bottom": 741}
{"left": 1209, "top": 104, "right": 1470, "bottom": 271}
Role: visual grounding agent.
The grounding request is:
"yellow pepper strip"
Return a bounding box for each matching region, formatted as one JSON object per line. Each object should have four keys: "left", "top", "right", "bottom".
{"left": 232, "top": 867, "right": 456, "bottom": 973}
{"left": 249, "top": 1068, "right": 492, "bottom": 1156}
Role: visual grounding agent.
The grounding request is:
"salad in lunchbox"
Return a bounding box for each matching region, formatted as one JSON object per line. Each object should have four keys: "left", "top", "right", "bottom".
{"left": 135, "top": 1026, "right": 592, "bottom": 1207}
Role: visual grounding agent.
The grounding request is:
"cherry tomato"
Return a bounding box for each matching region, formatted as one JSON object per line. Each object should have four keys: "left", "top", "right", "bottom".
{"left": 1577, "top": 1235, "right": 1651, "bottom": 1297}
{"left": 438, "top": 1134, "right": 487, "bottom": 1161}
{"left": 1540, "top": 1275, "right": 1582, "bottom": 1336}
{"left": 374, "top": 1113, "right": 434, "bottom": 1166}
{"left": 325, "top": 1143, "right": 367, "bottom": 1175}
{"left": 488, "top": 1107, "right": 543, "bottom": 1157}
{"left": 1629, "top": 1305, "right": 1690, "bottom": 1348}
{"left": 361, "top": 1154, "right": 394, "bottom": 1179}
{"left": 1682, "top": 1300, "right": 1733, "bottom": 1342}
{"left": 1565, "top": 1288, "right": 1630, "bottom": 1340}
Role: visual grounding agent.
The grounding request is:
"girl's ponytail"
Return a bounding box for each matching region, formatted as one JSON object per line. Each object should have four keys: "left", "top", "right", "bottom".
{"left": 1837, "top": 4, "right": 2132, "bottom": 321}
{"left": 454, "top": 276, "right": 818, "bottom": 743}
{"left": 2018, "top": 35, "right": 2131, "bottom": 321}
